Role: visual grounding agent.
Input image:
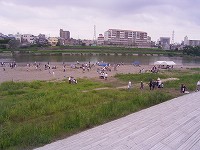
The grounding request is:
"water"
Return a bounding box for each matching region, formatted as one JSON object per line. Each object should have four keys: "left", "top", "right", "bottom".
{"left": 0, "top": 54, "right": 200, "bottom": 66}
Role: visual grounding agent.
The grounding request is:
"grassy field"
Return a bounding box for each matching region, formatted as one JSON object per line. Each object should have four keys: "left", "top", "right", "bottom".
{"left": 0, "top": 68, "right": 200, "bottom": 150}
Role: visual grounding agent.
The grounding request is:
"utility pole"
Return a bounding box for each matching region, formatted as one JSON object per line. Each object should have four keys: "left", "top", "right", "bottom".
{"left": 172, "top": 30, "right": 175, "bottom": 44}
{"left": 93, "top": 25, "right": 96, "bottom": 46}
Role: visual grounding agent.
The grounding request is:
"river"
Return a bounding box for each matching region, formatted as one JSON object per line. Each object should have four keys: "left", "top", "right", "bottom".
{"left": 0, "top": 54, "right": 200, "bottom": 66}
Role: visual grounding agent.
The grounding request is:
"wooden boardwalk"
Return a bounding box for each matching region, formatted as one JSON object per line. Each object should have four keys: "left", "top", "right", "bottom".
{"left": 35, "top": 92, "right": 200, "bottom": 150}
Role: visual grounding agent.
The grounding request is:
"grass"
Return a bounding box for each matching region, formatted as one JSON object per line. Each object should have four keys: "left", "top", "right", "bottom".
{"left": 115, "top": 68, "right": 200, "bottom": 91}
{"left": 2, "top": 45, "right": 183, "bottom": 56}
{"left": 115, "top": 72, "right": 169, "bottom": 83}
{"left": 0, "top": 69, "right": 200, "bottom": 149}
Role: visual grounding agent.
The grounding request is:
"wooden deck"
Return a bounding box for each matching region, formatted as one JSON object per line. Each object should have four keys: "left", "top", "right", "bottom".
{"left": 35, "top": 92, "right": 200, "bottom": 150}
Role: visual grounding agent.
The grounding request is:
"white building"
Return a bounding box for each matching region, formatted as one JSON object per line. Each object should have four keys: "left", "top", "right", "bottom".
{"left": 184, "top": 36, "right": 200, "bottom": 46}
{"left": 104, "top": 29, "right": 150, "bottom": 47}
{"left": 15, "top": 32, "right": 22, "bottom": 43}
{"left": 22, "top": 34, "right": 35, "bottom": 44}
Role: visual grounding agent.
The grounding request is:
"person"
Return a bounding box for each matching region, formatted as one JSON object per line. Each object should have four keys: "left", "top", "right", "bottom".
{"left": 82, "top": 66, "right": 85, "bottom": 73}
{"left": 63, "top": 65, "right": 66, "bottom": 72}
{"left": 180, "top": 84, "right": 184, "bottom": 93}
{"left": 161, "top": 83, "right": 164, "bottom": 88}
{"left": 68, "top": 76, "right": 71, "bottom": 84}
{"left": 52, "top": 71, "right": 55, "bottom": 78}
{"left": 128, "top": 81, "right": 132, "bottom": 90}
{"left": 157, "top": 77, "right": 162, "bottom": 88}
{"left": 149, "top": 79, "right": 153, "bottom": 90}
{"left": 71, "top": 78, "right": 77, "bottom": 84}
{"left": 181, "top": 84, "right": 186, "bottom": 93}
{"left": 196, "top": 80, "right": 200, "bottom": 91}
{"left": 140, "top": 81, "right": 144, "bottom": 90}
{"left": 152, "top": 80, "right": 156, "bottom": 90}
{"left": 99, "top": 72, "right": 105, "bottom": 79}
{"left": 183, "top": 84, "right": 186, "bottom": 93}
{"left": 104, "top": 72, "right": 108, "bottom": 80}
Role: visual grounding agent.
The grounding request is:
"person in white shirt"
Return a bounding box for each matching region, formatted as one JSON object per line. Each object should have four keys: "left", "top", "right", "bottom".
{"left": 68, "top": 76, "right": 71, "bottom": 84}
{"left": 104, "top": 73, "right": 108, "bottom": 80}
{"left": 128, "top": 81, "right": 132, "bottom": 90}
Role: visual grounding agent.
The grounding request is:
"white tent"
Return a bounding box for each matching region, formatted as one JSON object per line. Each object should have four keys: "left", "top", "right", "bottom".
{"left": 154, "top": 61, "right": 176, "bottom": 66}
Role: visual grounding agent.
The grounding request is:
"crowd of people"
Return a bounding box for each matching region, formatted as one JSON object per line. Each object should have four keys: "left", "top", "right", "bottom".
{"left": 1, "top": 61, "right": 200, "bottom": 94}
{"left": 127, "top": 78, "right": 164, "bottom": 91}
{"left": 1, "top": 61, "right": 17, "bottom": 70}
{"left": 68, "top": 76, "right": 77, "bottom": 84}
{"left": 127, "top": 77, "right": 200, "bottom": 94}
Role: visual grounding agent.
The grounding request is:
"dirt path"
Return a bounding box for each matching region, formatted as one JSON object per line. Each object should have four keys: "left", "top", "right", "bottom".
{"left": 82, "top": 78, "right": 179, "bottom": 92}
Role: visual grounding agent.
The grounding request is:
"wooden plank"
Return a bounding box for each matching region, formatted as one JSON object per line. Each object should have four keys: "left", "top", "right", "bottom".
{"left": 177, "top": 128, "right": 200, "bottom": 150}
{"left": 35, "top": 92, "right": 200, "bottom": 150}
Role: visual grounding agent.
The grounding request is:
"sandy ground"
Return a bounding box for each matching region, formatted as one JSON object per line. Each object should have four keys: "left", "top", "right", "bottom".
{"left": 0, "top": 62, "right": 198, "bottom": 83}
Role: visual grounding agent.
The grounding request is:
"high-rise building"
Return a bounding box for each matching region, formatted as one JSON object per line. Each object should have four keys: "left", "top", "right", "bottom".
{"left": 60, "top": 29, "right": 70, "bottom": 40}
{"left": 104, "top": 29, "right": 150, "bottom": 47}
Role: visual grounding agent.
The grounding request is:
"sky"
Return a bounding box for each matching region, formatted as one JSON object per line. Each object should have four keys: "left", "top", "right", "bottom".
{"left": 0, "top": 0, "right": 200, "bottom": 43}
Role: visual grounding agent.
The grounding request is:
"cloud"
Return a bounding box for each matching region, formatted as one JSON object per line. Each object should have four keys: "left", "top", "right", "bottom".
{"left": 0, "top": 0, "right": 200, "bottom": 42}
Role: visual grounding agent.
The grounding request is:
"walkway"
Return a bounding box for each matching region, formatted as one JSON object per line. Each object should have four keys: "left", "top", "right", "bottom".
{"left": 35, "top": 91, "right": 200, "bottom": 150}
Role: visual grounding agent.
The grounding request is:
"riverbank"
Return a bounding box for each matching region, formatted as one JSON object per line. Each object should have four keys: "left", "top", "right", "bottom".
{"left": 1, "top": 64, "right": 200, "bottom": 150}
{"left": 0, "top": 63, "right": 195, "bottom": 83}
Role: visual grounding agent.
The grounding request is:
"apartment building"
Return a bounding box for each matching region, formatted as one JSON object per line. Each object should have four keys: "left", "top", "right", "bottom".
{"left": 189, "top": 40, "right": 200, "bottom": 46}
{"left": 104, "top": 29, "right": 150, "bottom": 47}
{"left": 60, "top": 29, "right": 70, "bottom": 40}
{"left": 97, "top": 34, "right": 104, "bottom": 45}
{"left": 22, "top": 34, "right": 35, "bottom": 44}
{"left": 184, "top": 36, "right": 200, "bottom": 46}
{"left": 59, "top": 29, "right": 70, "bottom": 45}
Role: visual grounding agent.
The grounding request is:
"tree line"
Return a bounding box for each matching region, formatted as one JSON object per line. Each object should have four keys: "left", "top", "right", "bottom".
{"left": 183, "top": 46, "right": 200, "bottom": 56}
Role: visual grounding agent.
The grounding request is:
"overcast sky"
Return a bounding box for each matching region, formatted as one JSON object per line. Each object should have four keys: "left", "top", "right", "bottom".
{"left": 0, "top": 0, "right": 200, "bottom": 43}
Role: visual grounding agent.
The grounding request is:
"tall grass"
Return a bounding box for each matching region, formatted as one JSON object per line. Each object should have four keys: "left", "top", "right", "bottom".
{"left": 1, "top": 69, "right": 199, "bottom": 149}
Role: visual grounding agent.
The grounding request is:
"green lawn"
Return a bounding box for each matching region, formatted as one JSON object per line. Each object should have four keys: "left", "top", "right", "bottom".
{"left": 0, "top": 68, "right": 200, "bottom": 150}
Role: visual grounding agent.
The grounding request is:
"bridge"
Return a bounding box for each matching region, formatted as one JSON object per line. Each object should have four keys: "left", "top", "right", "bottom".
{"left": 35, "top": 91, "right": 200, "bottom": 150}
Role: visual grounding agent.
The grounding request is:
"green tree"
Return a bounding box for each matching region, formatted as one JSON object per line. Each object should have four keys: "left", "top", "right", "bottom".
{"left": 8, "top": 39, "right": 20, "bottom": 50}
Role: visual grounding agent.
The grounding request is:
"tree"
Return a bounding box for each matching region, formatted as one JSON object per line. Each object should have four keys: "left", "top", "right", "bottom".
{"left": 183, "top": 46, "right": 200, "bottom": 56}
{"left": 8, "top": 39, "right": 21, "bottom": 50}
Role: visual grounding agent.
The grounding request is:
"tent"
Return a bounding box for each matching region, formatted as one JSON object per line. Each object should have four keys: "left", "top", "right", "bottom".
{"left": 132, "top": 61, "right": 140, "bottom": 66}
{"left": 154, "top": 61, "right": 176, "bottom": 69}
{"left": 154, "top": 61, "right": 176, "bottom": 66}
{"left": 98, "top": 63, "right": 109, "bottom": 67}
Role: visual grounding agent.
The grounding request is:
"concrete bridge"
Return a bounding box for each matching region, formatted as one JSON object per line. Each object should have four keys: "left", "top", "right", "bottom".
{"left": 35, "top": 91, "right": 200, "bottom": 150}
